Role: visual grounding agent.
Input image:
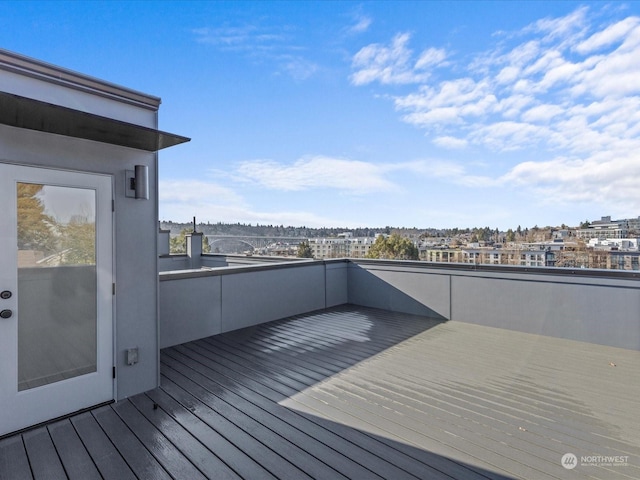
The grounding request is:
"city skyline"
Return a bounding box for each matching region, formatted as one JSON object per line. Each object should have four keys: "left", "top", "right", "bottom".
{"left": 3, "top": 1, "right": 640, "bottom": 229}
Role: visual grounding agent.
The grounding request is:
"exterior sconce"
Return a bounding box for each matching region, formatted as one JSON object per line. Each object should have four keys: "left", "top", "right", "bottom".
{"left": 125, "top": 165, "right": 149, "bottom": 199}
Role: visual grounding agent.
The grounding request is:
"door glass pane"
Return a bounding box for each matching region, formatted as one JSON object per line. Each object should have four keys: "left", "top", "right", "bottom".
{"left": 17, "top": 183, "right": 97, "bottom": 391}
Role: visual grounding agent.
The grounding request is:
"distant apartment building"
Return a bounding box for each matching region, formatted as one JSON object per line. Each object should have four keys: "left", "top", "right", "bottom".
{"left": 577, "top": 216, "right": 628, "bottom": 239}
{"left": 462, "top": 247, "right": 552, "bottom": 267}
{"left": 627, "top": 216, "right": 640, "bottom": 234}
{"left": 423, "top": 240, "right": 567, "bottom": 268}
{"left": 422, "top": 248, "right": 464, "bottom": 263}
{"left": 307, "top": 225, "right": 640, "bottom": 270}
{"left": 308, "top": 233, "right": 375, "bottom": 259}
{"left": 583, "top": 237, "right": 639, "bottom": 271}
{"left": 587, "top": 238, "right": 639, "bottom": 250}
{"left": 609, "top": 251, "right": 640, "bottom": 270}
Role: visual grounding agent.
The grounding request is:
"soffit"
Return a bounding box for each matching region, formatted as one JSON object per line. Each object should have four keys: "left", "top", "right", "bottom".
{"left": 0, "top": 91, "right": 190, "bottom": 152}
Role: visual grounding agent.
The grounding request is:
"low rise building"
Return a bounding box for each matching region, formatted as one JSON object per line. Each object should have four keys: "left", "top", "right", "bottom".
{"left": 577, "top": 216, "right": 628, "bottom": 239}
{"left": 308, "top": 235, "right": 376, "bottom": 259}
{"left": 609, "top": 251, "right": 640, "bottom": 270}
{"left": 587, "top": 238, "right": 639, "bottom": 250}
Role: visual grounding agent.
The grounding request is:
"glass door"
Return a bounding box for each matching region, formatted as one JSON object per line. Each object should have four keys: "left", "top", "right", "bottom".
{"left": 0, "top": 164, "right": 113, "bottom": 436}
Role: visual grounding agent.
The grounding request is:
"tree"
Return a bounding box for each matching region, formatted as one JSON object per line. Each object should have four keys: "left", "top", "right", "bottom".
{"left": 60, "top": 218, "right": 95, "bottom": 265}
{"left": 366, "top": 234, "right": 419, "bottom": 260}
{"left": 170, "top": 230, "right": 187, "bottom": 254}
{"left": 297, "top": 240, "right": 313, "bottom": 258}
{"left": 17, "top": 183, "right": 57, "bottom": 256}
{"left": 506, "top": 228, "right": 516, "bottom": 242}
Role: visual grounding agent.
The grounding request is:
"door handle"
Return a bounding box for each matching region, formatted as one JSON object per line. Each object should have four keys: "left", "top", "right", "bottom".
{"left": 0, "top": 309, "right": 12, "bottom": 319}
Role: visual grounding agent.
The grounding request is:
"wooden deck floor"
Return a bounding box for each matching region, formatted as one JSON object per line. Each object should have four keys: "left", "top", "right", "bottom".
{"left": 2, "top": 305, "right": 640, "bottom": 479}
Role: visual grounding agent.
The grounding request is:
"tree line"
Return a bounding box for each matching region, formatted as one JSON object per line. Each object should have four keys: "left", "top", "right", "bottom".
{"left": 161, "top": 221, "right": 393, "bottom": 239}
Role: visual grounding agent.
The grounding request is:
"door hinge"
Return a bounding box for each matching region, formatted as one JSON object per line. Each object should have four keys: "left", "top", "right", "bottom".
{"left": 112, "top": 366, "right": 116, "bottom": 379}
{"left": 112, "top": 199, "right": 115, "bottom": 212}
{"left": 112, "top": 283, "right": 116, "bottom": 295}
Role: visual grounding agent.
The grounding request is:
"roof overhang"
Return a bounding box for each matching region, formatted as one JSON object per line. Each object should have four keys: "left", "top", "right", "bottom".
{"left": 0, "top": 91, "right": 190, "bottom": 151}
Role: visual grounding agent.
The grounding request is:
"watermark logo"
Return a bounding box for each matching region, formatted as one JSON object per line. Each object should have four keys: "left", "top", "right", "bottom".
{"left": 561, "top": 453, "right": 577, "bottom": 470}
{"left": 561, "top": 453, "right": 630, "bottom": 469}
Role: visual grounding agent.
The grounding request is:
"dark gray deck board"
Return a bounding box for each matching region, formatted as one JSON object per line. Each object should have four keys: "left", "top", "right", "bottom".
{"left": 108, "top": 399, "right": 207, "bottom": 480}
{"left": 187, "top": 340, "right": 465, "bottom": 479}
{"left": 158, "top": 375, "right": 311, "bottom": 480}
{"left": 69, "top": 411, "right": 137, "bottom": 480}
{"left": 90, "top": 404, "right": 172, "bottom": 480}
{"left": 142, "top": 387, "right": 277, "bottom": 480}
{"left": 162, "top": 351, "right": 354, "bottom": 480}
{"left": 310, "top": 372, "right": 563, "bottom": 479}
{"left": 183, "top": 342, "right": 446, "bottom": 480}
{"left": 127, "top": 393, "right": 242, "bottom": 480}
{"left": 47, "top": 420, "right": 102, "bottom": 480}
{"left": 21, "top": 427, "right": 66, "bottom": 480}
{"left": 0, "top": 434, "right": 32, "bottom": 480}
{"left": 175, "top": 342, "right": 430, "bottom": 480}
{"left": 2, "top": 305, "right": 639, "bottom": 480}
{"left": 161, "top": 360, "right": 324, "bottom": 479}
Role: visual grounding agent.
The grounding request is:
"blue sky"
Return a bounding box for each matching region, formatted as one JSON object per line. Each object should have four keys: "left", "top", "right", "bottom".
{"left": 2, "top": 1, "right": 640, "bottom": 230}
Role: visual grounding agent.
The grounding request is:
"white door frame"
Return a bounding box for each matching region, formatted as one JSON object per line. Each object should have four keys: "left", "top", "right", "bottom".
{"left": 0, "top": 163, "right": 114, "bottom": 436}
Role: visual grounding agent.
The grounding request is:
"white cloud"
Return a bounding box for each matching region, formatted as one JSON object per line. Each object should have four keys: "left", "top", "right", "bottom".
{"left": 522, "top": 48, "right": 562, "bottom": 76}
{"left": 350, "top": 33, "right": 446, "bottom": 85}
{"left": 528, "top": 6, "right": 588, "bottom": 44}
{"left": 349, "top": 14, "right": 372, "bottom": 34}
{"left": 504, "top": 40, "right": 541, "bottom": 67}
{"left": 496, "top": 94, "right": 535, "bottom": 118}
{"left": 159, "top": 179, "right": 247, "bottom": 223}
{"left": 500, "top": 150, "right": 640, "bottom": 210}
{"left": 280, "top": 55, "right": 319, "bottom": 80}
{"left": 408, "top": 159, "right": 499, "bottom": 188}
{"left": 159, "top": 179, "right": 344, "bottom": 227}
{"left": 495, "top": 66, "right": 520, "bottom": 84}
{"left": 520, "top": 103, "right": 565, "bottom": 123}
{"left": 433, "top": 136, "right": 468, "bottom": 149}
{"left": 427, "top": 160, "right": 466, "bottom": 178}
{"left": 193, "top": 25, "right": 287, "bottom": 49}
{"left": 469, "top": 121, "right": 557, "bottom": 152}
{"left": 575, "top": 16, "right": 640, "bottom": 53}
{"left": 402, "top": 107, "right": 463, "bottom": 126}
{"left": 232, "top": 155, "right": 509, "bottom": 197}
{"left": 160, "top": 180, "right": 244, "bottom": 205}
{"left": 234, "top": 156, "right": 400, "bottom": 194}
{"left": 395, "top": 78, "right": 496, "bottom": 126}
{"left": 415, "top": 47, "right": 447, "bottom": 69}
{"left": 350, "top": 5, "right": 640, "bottom": 216}
{"left": 193, "top": 23, "right": 319, "bottom": 80}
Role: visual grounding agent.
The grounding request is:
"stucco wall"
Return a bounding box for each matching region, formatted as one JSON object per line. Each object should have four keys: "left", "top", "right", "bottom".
{"left": 160, "top": 258, "right": 639, "bottom": 351}
{"left": 348, "top": 262, "right": 451, "bottom": 318}
{"left": 449, "top": 272, "right": 640, "bottom": 350}
{"left": 159, "top": 261, "right": 347, "bottom": 348}
{"left": 348, "top": 260, "right": 640, "bottom": 351}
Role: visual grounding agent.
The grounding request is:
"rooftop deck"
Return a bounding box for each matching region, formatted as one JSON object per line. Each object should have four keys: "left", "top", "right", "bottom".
{"left": 2, "top": 305, "right": 639, "bottom": 479}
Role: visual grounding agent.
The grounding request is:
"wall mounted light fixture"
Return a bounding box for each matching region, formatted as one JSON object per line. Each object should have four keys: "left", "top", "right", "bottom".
{"left": 125, "top": 165, "right": 149, "bottom": 199}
